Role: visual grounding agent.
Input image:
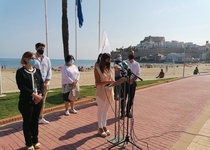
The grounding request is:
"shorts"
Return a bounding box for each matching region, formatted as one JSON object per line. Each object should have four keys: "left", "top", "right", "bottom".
{"left": 62, "top": 92, "right": 71, "bottom": 102}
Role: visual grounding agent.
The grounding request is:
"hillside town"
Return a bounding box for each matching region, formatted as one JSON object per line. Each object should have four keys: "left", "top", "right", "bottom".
{"left": 111, "top": 36, "right": 210, "bottom": 63}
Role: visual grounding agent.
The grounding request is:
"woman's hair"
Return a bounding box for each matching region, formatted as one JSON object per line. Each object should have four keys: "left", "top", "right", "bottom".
{"left": 99, "top": 53, "right": 112, "bottom": 73}
{"left": 96, "top": 53, "right": 103, "bottom": 64}
{"left": 20, "top": 51, "right": 34, "bottom": 65}
{"left": 65, "top": 55, "right": 74, "bottom": 63}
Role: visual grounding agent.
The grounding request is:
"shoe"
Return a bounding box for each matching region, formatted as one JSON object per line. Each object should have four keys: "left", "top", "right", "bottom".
{"left": 105, "top": 130, "right": 111, "bottom": 136}
{"left": 120, "top": 115, "right": 124, "bottom": 120}
{"left": 103, "top": 127, "right": 110, "bottom": 136}
{"left": 65, "top": 110, "right": 70, "bottom": 116}
{"left": 98, "top": 129, "right": 107, "bottom": 137}
{"left": 69, "top": 109, "right": 78, "bottom": 114}
{"left": 27, "top": 146, "right": 34, "bottom": 150}
{"left": 39, "top": 118, "right": 49, "bottom": 124}
{"left": 126, "top": 113, "right": 133, "bottom": 118}
{"left": 33, "top": 143, "right": 40, "bottom": 149}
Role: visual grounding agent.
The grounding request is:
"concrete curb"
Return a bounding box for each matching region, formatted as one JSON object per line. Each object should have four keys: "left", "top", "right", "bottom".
{"left": 0, "top": 97, "right": 95, "bottom": 126}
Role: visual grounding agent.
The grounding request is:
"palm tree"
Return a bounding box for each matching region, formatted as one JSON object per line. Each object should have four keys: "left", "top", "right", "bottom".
{"left": 62, "top": 0, "right": 69, "bottom": 59}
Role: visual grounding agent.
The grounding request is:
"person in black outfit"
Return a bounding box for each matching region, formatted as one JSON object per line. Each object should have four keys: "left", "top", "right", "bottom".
{"left": 16, "top": 51, "right": 44, "bottom": 150}
{"left": 124, "top": 50, "right": 140, "bottom": 118}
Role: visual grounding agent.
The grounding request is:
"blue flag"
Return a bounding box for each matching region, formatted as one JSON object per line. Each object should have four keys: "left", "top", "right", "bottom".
{"left": 76, "top": 0, "right": 84, "bottom": 28}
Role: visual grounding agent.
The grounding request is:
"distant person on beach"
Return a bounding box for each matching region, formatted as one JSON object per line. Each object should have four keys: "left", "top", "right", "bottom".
{"left": 193, "top": 67, "right": 199, "bottom": 75}
{"left": 156, "top": 69, "right": 165, "bottom": 78}
{"left": 61, "top": 55, "right": 80, "bottom": 116}
{"left": 94, "top": 53, "right": 103, "bottom": 68}
{"left": 94, "top": 53, "right": 115, "bottom": 137}
{"left": 123, "top": 50, "right": 140, "bottom": 118}
{"left": 34, "top": 42, "right": 52, "bottom": 124}
{"left": 16, "top": 51, "right": 43, "bottom": 150}
{"left": 165, "top": 65, "right": 168, "bottom": 72}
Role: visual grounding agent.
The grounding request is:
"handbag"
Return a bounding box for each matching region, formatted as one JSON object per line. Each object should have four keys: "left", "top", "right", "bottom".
{"left": 68, "top": 82, "right": 80, "bottom": 101}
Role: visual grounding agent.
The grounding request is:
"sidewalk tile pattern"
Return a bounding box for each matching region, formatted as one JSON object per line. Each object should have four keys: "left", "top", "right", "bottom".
{"left": 0, "top": 75, "right": 210, "bottom": 150}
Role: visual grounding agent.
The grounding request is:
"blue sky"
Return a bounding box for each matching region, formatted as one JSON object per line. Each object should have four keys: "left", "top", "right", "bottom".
{"left": 0, "top": 0, "right": 209, "bottom": 59}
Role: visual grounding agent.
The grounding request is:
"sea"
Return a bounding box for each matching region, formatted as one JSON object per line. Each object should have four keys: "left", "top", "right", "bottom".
{"left": 0, "top": 58, "right": 96, "bottom": 69}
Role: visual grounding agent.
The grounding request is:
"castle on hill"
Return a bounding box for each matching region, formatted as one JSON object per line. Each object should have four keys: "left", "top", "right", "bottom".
{"left": 111, "top": 36, "right": 210, "bottom": 63}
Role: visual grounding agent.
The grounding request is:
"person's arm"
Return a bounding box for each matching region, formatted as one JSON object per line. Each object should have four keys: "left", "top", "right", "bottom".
{"left": 45, "top": 58, "right": 52, "bottom": 85}
{"left": 156, "top": 73, "right": 160, "bottom": 78}
{"left": 72, "top": 65, "right": 80, "bottom": 87}
{"left": 16, "top": 69, "right": 34, "bottom": 95}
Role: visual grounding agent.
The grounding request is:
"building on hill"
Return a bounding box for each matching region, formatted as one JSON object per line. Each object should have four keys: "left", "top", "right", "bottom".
{"left": 141, "top": 36, "right": 165, "bottom": 43}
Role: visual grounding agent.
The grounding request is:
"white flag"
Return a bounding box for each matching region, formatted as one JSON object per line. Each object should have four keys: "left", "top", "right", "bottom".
{"left": 99, "top": 31, "right": 111, "bottom": 54}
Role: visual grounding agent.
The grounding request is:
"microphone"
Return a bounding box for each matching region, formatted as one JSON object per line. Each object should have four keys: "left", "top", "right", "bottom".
{"left": 114, "top": 63, "right": 124, "bottom": 71}
{"left": 122, "top": 61, "right": 129, "bottom": 70}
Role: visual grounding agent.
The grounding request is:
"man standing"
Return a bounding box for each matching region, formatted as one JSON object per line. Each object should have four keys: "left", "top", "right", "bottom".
{"left": 124, "top": 50, "right": 140, "bottom": 118}
{"left": 34, "top": 42, "right": 52, "bottom": 124}
{"left": 114, "top": 54, "right": 127, "bottom": 119}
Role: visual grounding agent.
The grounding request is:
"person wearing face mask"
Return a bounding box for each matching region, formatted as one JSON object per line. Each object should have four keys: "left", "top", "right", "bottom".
{"left": 113, "top": 54, "right": 127, "bottom": 119}
{"left": 34, "top": 42, "right": 52, "bottom": 124}
{"left": 94, "top": 53, "right": 115, "bottom": 137}
{"left": 61, "top": 55, "right": 80, "bottom": 115}
{"left": 123, "top": 50, "right": 140, "bottom": 118}
{"left": 114, "top": 54, "right": 123, "bottom": 99}
{"left": 16, "top": 51, "right": 44, "bottom": 150}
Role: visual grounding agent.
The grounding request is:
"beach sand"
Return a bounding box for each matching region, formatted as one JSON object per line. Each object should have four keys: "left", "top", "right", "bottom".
{"left": 0, "top": 63, "right": 209, "bottom": 93}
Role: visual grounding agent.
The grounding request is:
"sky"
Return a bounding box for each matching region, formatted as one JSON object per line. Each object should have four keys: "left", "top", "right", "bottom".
{"left": 0, "top": 0, "right": 209, "bottom": 60}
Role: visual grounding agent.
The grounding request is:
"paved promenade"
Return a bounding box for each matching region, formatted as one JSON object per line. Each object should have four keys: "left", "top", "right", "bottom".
{"left": 0, "top": 75, "right": 210, "bottom": 150}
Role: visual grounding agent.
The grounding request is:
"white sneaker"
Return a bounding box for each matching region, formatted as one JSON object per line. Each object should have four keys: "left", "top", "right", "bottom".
{"left": 39, "top": 118, "right": 49, "bottom": 124}
{"left": 65, "top": 110, "right": 70, "bottom": 116}
{"left": 69, "top": 109, "right": 78, "bottom": 114}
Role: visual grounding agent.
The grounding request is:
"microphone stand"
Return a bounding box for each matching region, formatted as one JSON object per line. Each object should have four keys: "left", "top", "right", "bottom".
{"left": 108, "top": 70, "right": 143, "bottom": 150}
{"left": 107, "top": 77, "right": 126, "bottom": 147}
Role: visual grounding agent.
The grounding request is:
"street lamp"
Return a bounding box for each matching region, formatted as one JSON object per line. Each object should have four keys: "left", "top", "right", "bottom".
{"left": 182, "top": 48, "right": 186, "bottom": 77}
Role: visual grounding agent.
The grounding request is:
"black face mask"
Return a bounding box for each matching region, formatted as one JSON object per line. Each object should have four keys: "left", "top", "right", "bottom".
{"left": 128, "top": 55, "right": 134, "bottom": 60}
{"left": 105, "top": 62, "right": 110, "bottom": 68}
{"left": 37, "top": 49, "right": 44, "bottom": 55}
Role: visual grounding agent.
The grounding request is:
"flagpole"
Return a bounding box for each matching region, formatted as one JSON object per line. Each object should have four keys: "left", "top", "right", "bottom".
{"left": 98, "top": 0, "right": 101, "bottom": 54}
{"left": 44, "top": 0, "right": 49, "bottom": 57}
{"left": 75, "top": 0, "right": 78, "bottom": 66}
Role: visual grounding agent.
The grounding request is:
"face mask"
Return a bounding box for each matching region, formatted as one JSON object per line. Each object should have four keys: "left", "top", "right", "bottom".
{"left": 69, "top": 60, "right": 74, "bottom": 64}
{"left": 37, "top": 49, "right": 44, "bottom": 55}
{"left": 117, "top": 57, "right": 122, "bottom": 61}
{"left": 105, "top": 62, "right": 110, "bottom": 68}
{"left": 128, "top": 55, "right": 134, "bottom": 60}
{"left": 28, "top": 59, "right": 36, "bottom": 66}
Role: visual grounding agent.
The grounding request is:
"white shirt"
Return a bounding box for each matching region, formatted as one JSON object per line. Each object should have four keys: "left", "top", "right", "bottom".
{"left": 125, "top": 59, "right": 141, "bottom": 77}
{"left": 34, "top": 54, "right": 52, "bottom": 82}
{"left": 62, "top": 65, "right": 80, "bottom": 85}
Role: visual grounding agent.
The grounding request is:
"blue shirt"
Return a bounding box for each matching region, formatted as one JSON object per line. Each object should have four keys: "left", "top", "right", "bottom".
{"left": 34, "top": 54, "right": 52, "bottom": 82}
